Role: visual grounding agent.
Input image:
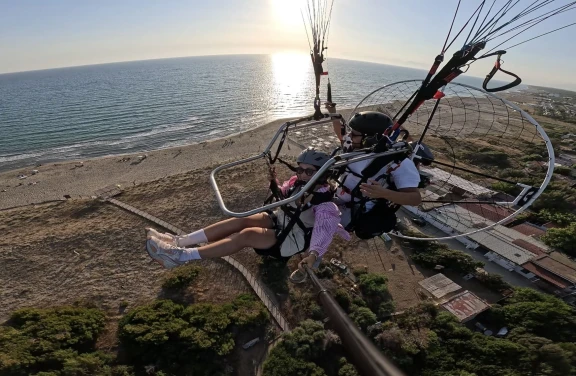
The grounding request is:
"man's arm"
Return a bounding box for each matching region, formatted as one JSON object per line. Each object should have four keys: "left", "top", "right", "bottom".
{"left": 325, "top": 102, "right": 344, "bottom": 142}
{"left": 359, "top": 183, "right": 422, "bottom": 206}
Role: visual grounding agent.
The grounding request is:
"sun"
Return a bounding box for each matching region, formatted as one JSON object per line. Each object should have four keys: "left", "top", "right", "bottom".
{"left": 270, "top": 0, "right": 305, "bottom": 27}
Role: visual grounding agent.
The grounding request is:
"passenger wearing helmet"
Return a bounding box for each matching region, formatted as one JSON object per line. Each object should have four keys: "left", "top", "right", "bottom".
{"left": 145, "top": 148, "right": 349, "bottom": 271}
{"left": 326, "top": 103, "right": 424, "bottom": 239}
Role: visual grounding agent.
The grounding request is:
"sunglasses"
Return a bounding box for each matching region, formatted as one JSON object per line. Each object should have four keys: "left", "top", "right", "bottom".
{"left": 296, "top": 167, "right": 317, "bottom": 176}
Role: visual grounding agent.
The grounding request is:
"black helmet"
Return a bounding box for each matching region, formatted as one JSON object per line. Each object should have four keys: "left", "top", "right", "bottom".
{"left": 297, "top": 148, "right": 331, "bottom": 168}
{"left": 348, "top": 111, "right": 393, "bottom": 136}
{"left": 410, "top": 142, "right": 434, "bottom": 166}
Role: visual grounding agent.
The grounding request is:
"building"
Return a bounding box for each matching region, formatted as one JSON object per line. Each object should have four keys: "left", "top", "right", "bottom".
{"left": 457, "top": 202, "right": 515, "bottom": 224}
{"left": 521, "top": 254, "right": 576, "bottom": 303}
{"left": 422, "top": 167, "right": 495, "bottom": 197}
{"left": 418, "top": 273, "right": 462, "bottom": 300}
{"left": 404, "top": 204, "right": 549, "bottom": 277}
{"left": 511, "top": 223, "right": 547, "bottom": 238}
{"left": 442, "top": 291, "right": 491, "bottom": 323}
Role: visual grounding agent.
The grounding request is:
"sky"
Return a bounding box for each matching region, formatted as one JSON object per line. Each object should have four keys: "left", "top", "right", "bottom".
{"left": 1, "top": 0, "right": 575, "bottom": 90}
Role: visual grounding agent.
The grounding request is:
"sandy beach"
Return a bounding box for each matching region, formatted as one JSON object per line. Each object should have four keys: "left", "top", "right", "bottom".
{"left": 0, "top": 118, "right": 295, "bottom": 211}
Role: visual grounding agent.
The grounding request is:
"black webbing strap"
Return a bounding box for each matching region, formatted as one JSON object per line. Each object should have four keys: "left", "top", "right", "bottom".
{"left": 275, "top": 203, "right": 312, "bottom": 250}
{"left": 482, "top": 52, "right": 522, "bottom": 92}
{"left": 269, "top": 127, "right": 290, "bottom": 164}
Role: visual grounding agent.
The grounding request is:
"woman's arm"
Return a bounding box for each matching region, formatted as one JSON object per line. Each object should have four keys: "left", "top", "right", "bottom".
{"left": 278, "top": 175, "right": 298, "bottom": 196}
{"left": 310, "top": 202, "right": 342, "bottom": 255}
{"left": 299, "top": 201, "right": 342, "bottom": 269}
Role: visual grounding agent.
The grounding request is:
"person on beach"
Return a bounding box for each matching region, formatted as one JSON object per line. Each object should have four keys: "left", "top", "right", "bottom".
{"left": 145, "top": 147, "right": 350, "bottom": 274}
{"left": 325, "top": 103, "right": 428, "bottom": 239}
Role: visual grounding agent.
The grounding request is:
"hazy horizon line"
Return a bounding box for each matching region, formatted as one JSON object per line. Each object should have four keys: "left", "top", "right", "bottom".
{"left": 2, "top": 52, "right": 574, "bottom": 93}
{"left": 0, "top": 52, "right": 451, "bottom": 76}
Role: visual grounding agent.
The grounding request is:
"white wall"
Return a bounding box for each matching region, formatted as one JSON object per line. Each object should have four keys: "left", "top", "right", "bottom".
{"left": 484, "top": 251, "right": 516, "bottom": 271}
{"left": 513, "top": 265, "right": 536, "bottom": 279}
{"left": 404, "top": 206, "right": 480, "bottom": 249}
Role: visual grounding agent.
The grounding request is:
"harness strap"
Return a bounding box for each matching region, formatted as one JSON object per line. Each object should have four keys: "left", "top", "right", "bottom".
{"left": 272, "top": 182, "right": 335, "bottom": 251}
{"left": 482, "top": 53, "right": 522, "bottom": 93}
{"left": 269, "top": 127, "right": 290, "bottom": 164}
{"left": 345, "top": 153, "right": 407, "bottom": 231}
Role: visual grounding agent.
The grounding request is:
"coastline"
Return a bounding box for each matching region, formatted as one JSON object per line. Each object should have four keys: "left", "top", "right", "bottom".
{"left": 0, "top": 85, "right": 535, "bottom": 211}
{"left": 0, "top": 117, "right": 296, "bottom": 210}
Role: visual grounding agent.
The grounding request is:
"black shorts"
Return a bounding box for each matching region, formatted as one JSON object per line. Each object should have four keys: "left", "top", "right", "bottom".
{"left": 351, "top": 202, "right": 397, "bottom": 240}
{"left": 252, "top": 210, "right": 310, "bottom": 260}
{"left": 253, "top": 211, "right": 285, "bottom": 259}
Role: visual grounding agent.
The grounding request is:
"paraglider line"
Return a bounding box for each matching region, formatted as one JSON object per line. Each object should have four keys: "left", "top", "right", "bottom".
{"left": 502, "top": 21, "right": 576, "bottom": 50}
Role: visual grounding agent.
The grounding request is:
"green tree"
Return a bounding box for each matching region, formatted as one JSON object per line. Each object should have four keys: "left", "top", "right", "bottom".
{"left": 475, "top": 272, "right": 511, "bottom": 293}
{"left": 350, "top": 307, "right": 377, "bottom": 332}
{"left": 161, "top": 264, "right": 200, "bottom": 290}
{"left": 411, "top": 243, "right": 483, "bottom": 274}
{"left": 508, "top": 329, "right": 574, "bottom": 376}
{"left": 338, "top": 358, "right": 359, "bottom": 376}
{"left": 280, "top": 320, "right": 327, "bottom": 361}
{"left": 535, "top": 209, "right": 576, "bottom": 226}
{"left": 502, "top": 288, "right": 576, "bottom": 342}
{"left": 262, "top": 347, "right": 326, "bottom": 376}
{"left": 555, "top": 166, "right": 573, "bottom": 177}
{"left": 0, "top": 307, "right": 114, "bottom": 376}
{"left": 262, "top": 320, "right": 328, "bottom": 376}
{"left": 542, "top": 222, "right": 576, "bottom": 256}
{"left": 357, "top": 273, "right": 394, "bottom": 316}
{"left": 118, "top": 295, "right": 268, "bottom": 375}
{"left": 334, "top": 288, "right": 353, "bottom": 313}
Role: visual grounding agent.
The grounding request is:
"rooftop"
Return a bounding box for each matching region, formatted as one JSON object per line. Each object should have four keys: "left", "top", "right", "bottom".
{"left": 422, "top": 167, "right": 495, "bottom": 197}
{"left": 512, "top": 239, "right": 547, "bottom": 256}
{"left": 534, "top": 254, "right": 576, "bottom": 284}
{"left": 422, "top": 204, "right": 547, "bottom": 265}
{"left": 457, "top": 202, "right": 515, "bottom": 223}
{"left": 442, "top": 291, "right": 491, "bottom": 322}
{"left": 511, "top": 223, "right": 547, "bottom": 238}
{"left": 522, "top": 262, "right": 571, "bottom": 289}
{"left": 418, "top": 273, "right": 462, "bottom": 299}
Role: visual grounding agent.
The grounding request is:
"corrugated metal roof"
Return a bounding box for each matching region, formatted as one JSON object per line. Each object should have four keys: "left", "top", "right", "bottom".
{"left": 422, "top": 167, "right": 495, "bottom": 196}
{"left": 457, "top": 202, "right": 514, "bottom": 223}
{"left": 470, "top": 229, "right": 537, "bottom": 265}
{"left": 442, "top": 291, "right": 490, "bottom": 322}
{"left": 534, "top": 255, "right": 576, "bottom": 284}
{"left": 486, "top": 224, "right": 549, "bottom": 251}
{"left": 512, "top": 239, "right": 547, "bottom": 255}
{"left": 422, "top": 205, "right": 540, "bottom": 265}
{"left": 511, "top": 223, "right": 547, "bottom": 237}
{"left": 522, "top": 262, "right": 571, "bottom": 289}
{"left": 418, "top": 273, "right": 462, "bottom": 299}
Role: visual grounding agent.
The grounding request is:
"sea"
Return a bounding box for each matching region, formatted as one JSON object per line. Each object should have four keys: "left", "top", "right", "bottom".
{"left": 0, "top": 54, "right": 522, "bottom": 172}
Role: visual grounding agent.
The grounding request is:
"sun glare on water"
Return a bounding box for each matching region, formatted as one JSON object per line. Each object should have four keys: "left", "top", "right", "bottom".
{"left": 271, "top": 53, "right": 312, "bottom": 112}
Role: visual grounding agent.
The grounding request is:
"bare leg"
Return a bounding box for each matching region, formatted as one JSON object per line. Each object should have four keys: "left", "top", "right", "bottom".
{"left": 202, "top": 213, "right": 274, "bottom": 242}
{"left": 197, "top": 227, "right": 277, "bottom": 259}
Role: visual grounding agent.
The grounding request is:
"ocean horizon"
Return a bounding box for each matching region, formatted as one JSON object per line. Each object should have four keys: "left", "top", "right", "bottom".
{"left": 0, "top": 54, "right": 525, "bottom": 172}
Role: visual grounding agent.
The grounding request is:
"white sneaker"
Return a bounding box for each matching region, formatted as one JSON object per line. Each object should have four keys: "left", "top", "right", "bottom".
{"left": 145, "top": 227, "right": 178, "bottom": 246}
{"left": 145, "top": 236, "right": 185, "bottom": 269}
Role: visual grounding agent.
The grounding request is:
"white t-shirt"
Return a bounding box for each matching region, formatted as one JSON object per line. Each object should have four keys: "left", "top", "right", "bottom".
{"left": 335, "top": 156, "right": 420, "bottom": 213}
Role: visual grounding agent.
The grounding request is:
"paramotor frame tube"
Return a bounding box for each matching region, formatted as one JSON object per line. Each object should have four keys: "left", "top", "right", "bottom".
{"left": 210, "top": 117, "right": 412, "bottom": 218}
{"left": 351, "top": 80, "right": 555, "bottom": 242}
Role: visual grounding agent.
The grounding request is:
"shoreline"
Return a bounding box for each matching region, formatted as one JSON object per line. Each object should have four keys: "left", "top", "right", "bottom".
{"left": 0, "top": 85, "right": 537, "bottom": 211}
{"left": 0, "top": 116, "right": 301, "bottom": 210}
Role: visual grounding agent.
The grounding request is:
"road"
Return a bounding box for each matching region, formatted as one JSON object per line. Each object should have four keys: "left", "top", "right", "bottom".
{"left": 396, "top": 210, "right": 537, "bottom": 289}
